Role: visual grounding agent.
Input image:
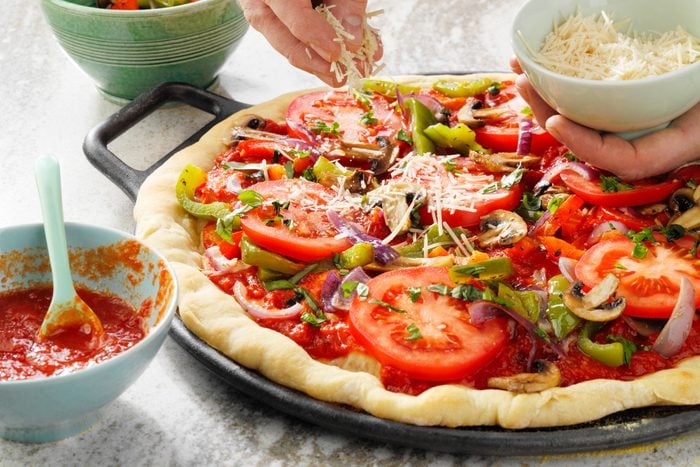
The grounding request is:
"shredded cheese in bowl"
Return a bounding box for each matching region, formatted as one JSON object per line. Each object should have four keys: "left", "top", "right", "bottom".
{"left": 315, "top": 4, "right": 384, "bottom": 89}
{"left": 527, "top": 11, "right": 700, "bottom": 80}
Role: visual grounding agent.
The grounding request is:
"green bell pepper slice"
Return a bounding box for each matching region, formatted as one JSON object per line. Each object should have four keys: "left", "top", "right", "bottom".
{"left": 577, "top": 321, "right": 625, "bottom": 367}
{"left": 546, "top": 275, "right": 581, "bottom": 339}
{"left": 312, "top": 156, "right": 352, "bottom": 188}
{"left": 176, "top": 164, "right": 231, "bottom": 220}
{"left": 494, "top": 282, "right": 540, "bottom": 323}
{"left": 432, "top": 78, "right": 494, "bottom": 98}
{"left": 395, "top": 224, "right": 466, "bottom": 258}
{"left": 423, "top": 123, "right": 487, "bottom": 154}
{"left": 404, "top": 98, "right": 437, "bottom": 154}
{"left": 449, "top": 257, "right": 514, "bottom": 282}
{"left": 240, "top": 236, "right": 305, "bottom": 275}
{"left": 360, "top": 78, "right": 420, "bottom": 98}
{"left": 335, "top": 243, "right": 374, "bottom": 269}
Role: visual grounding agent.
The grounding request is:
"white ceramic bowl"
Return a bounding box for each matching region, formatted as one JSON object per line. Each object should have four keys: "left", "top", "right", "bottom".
{"left": 0, "top": 223, "right": 177, "bottom": 443}
{"left": 511, "top": 0, "right": 700, "bottom": 137}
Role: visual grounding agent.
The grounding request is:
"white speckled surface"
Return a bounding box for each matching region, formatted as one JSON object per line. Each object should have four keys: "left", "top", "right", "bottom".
{"left": 1, "top": 0, "right": 699, "bottom": 465}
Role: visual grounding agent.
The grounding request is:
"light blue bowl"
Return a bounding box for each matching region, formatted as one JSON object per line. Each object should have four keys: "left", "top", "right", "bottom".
{"left": 0, "top": 223, "right": 178, "bottom": 443}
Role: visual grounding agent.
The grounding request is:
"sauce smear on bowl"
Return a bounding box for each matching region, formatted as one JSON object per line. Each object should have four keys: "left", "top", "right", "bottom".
{"left": 0, "top": 287, "right": 146, "bottom": 381}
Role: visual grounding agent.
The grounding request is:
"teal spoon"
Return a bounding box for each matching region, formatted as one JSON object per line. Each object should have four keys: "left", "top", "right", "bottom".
{"left": 34, "top": 155, "right": 104, "bottom": 342}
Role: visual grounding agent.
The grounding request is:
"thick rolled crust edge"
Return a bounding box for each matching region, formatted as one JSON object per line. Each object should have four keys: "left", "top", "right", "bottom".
{"left": 133, "top": 74, "right": 700, "bottom": 429}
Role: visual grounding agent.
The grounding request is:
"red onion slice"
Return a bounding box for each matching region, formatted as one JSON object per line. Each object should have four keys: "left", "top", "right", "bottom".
{"left": 586, "top": 221, "right": 629, "bottom": 246}
{"left": 402, "top": 93, "right": 447, "bottom": 120}
{"left": 534, "top": 162, "right": 598, "bottom": 195}
{"left": 652, "top": 277, "right": 696, "bottom": 357}
{"left": 469, "top": 300, "right": 564, "bottom": 357}
{"left": 516, "top": 117, "right": 533, "bottom": 156}
{"left": 329, "top": 267, "right": 372, "bottom": 311}
{"left": 233, "top": 281, "right": 303, "bottom": 319}
{"left": 204, "top": 246, "right": 239, "bottom": 274}
{"left": 327, "top": 210, "right": 400, "bottom": 265}
{"left": 557, "top": 257, "right": 578, "bottom": 283}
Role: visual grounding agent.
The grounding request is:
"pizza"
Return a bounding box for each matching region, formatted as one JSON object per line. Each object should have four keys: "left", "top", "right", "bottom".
{"left": 133, "top": 73, "right": 700, "bottom": 429}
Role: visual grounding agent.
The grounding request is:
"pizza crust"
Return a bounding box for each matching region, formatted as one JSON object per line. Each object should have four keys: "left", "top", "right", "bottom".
{"left": 134, "top": 74, "right": 700, "bottom": 428}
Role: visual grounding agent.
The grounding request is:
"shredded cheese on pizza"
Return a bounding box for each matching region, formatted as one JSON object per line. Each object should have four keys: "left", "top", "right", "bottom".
{"left": 315, "top": 4, "right": 383, "bottom": 88}
{"left": 526, "top": 10, "right": 700, "bottom": 80}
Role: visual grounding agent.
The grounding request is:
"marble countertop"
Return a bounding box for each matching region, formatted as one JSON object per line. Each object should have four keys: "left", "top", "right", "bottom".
{"left": 1, "top": 0, "right": 698, "bottom": 465}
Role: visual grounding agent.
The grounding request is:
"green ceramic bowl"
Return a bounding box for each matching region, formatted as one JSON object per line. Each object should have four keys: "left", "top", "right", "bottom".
{"left": 41, "top": 0, "right": 248, "bottom": 101}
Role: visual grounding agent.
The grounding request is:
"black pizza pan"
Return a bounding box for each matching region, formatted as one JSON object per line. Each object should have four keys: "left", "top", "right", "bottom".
{"left": 83, "top": 81, "right": 700, "bottom": 455}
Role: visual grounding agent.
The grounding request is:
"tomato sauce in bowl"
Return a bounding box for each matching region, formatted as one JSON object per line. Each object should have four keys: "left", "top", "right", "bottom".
{"left": 0, "top": 287, "right": 148, "bottom": 381}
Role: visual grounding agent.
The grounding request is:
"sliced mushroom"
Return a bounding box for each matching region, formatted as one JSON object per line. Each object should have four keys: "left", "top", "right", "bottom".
{"left": 672, "top": 206, "right": 700, "bottom": 230}
{"left": 669, "top": 187, "right": 697, "bottom": 214}
{"left": 469, "top": 151, "right": 540, "bottom": 173}
{"left": 456, "top": 98, "right": 486, "bottom": 128}
{"left": 477, "top": 210, "right": 528, "bottom": 248}
{"left": 637, "top": 202, "right": 667, "bottom": 216}
{"left": 562, "top": 274, "right": 626, "bottom": 322}
{"left": 231, "top": 126, "right": 288, "bottom": 142}
{"left": 334, "top": 138, "right": 399, "bottom": 174}
{"left": 366, "top": 182, "right": 426, "bottom": 236}
{"left": 487, "top": 360, "right": 561, "bottom": 393}
{"left": 669, "top": 185, "right": 700, "bottom": 230}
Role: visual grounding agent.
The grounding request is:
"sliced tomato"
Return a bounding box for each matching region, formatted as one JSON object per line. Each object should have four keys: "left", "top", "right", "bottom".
{"left": 239, "top": 179, "right": 370, "bottom": 262}
{"left": 533, "top": 194, "right": 586, "bottom": 237}
{"left": 286, "top": 90, "right": 403, "bottom": 146}
{"left": 575, "top": 237, "right": 700, "bottom": 318}
{"left": 349, "top": 267, "right": 509, "bottom": 381}
{"left": 397, "top": 155, "right": 522, "bottom": 228}
{"left": 471, "top": 84, "right": 560, "bottom": 155}
{"left": 560, "top": 170, "right": 684, "bottom": 207}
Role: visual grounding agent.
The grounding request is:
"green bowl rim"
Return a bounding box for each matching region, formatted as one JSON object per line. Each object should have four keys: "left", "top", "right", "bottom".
{"left": 44, "top": 0, "right": 240, "bottom": 18}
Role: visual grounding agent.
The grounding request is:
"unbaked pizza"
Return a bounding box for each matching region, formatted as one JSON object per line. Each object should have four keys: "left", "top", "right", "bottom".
{"left": 134, "top": 73, "right": 700, "bottom": 428}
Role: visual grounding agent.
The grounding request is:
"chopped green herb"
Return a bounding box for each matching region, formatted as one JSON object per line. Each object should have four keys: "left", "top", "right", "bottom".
{"left": 311, "top": 120, "right": 340, "bottom": 136}
{"left": 405, "top": 323, "right": 423, "bottom": 341}
{"left": 407, "top": 286, "right": 422, "bottom": 302}
{"left": 614, "top": 263, "right": 627, "bottom": 270}
{"left": 663, "top": 224, "right": 686, "bottom": 242}
{"left": 691, "top": 238, "right": 700, "bottom": 257}
{"left": 360, "top": 109, "right": 378, "bottom": 126}
{"left": 501, "top": 168, "right": 524, "bottom": 189}
{"left": 599, "top": 175, "right": 634, "bottom": 193}
{"left": 301, "top": 311, "right": 326, "bottom": 327}
{"left": 396, "top": 129, "right": 413, "bottom": 145}
{"left": 352, "top": 89, "right": 372, "bottom": 109}
{"left": 450, "top": 284, "right": 483, "bottom": 302}
{"left": 427, "top": 284, "right": 450, "bottom": 295}
{"left": 369, "top": 298, "right": 407, "bottom": 313}
{"left": 301, "top": 167, "right": 317, "bottom": 182}
{"left": 238, "top": 189, "right": 264, "bottom": 208}
{"left": 443, "top": 159, "right": 461, "bottom": 174}
{"left": 607, "top": 335, "right": 638, "bottom": 365}
{"left": 547, "top": 195, "right": 566, "bottom": 214}
{"left": 563, "top": 152, "right": 577, "bottom": 162}
{"left": 284, "top": 161, "right": 294, "bottom": 179}
{"left": 520, "top": 106, "right": 533, "bottom": 116}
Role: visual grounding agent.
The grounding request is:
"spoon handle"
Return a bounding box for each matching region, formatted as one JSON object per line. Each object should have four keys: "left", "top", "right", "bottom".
{"left": 34, "top": 154, "right": 77, "bottom": 303}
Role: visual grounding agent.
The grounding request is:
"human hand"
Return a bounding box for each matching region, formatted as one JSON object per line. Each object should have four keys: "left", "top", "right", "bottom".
{"left": 509, "top": 57, "right": 700, "bottom": 180}
{"left": 239, "top": 0, "right": 381, "bottom": 87}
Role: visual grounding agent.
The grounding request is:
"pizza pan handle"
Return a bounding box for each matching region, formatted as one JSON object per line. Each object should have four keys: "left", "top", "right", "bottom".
{"left": 83, "top": 82, "right": 250, "bottom": 202}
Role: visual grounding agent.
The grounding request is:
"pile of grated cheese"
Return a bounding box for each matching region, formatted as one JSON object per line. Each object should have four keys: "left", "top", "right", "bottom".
{"left": 528, "top": 10, "right": 700, "bottom": 80}
{"left": 315, "top": 4, "right": 384, "bottom": 89}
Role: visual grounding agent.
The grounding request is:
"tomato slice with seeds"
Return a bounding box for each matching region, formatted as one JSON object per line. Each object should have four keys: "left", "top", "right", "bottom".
{"left": 575, "top": 237, "right": 700, "bottom": 318}
{"left": 286, "top": 90, "right": 403, "bottom": 146}
{"left": 240, "top": 179, "right": 369, "bottom": 262}
{"left": 349, "top": 267, "right": 509, "bottom": 381}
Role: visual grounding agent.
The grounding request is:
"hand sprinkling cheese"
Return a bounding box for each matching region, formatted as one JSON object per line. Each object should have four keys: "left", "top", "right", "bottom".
{"left": 238, "top": 0, "right": 382, "bottom": 87}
